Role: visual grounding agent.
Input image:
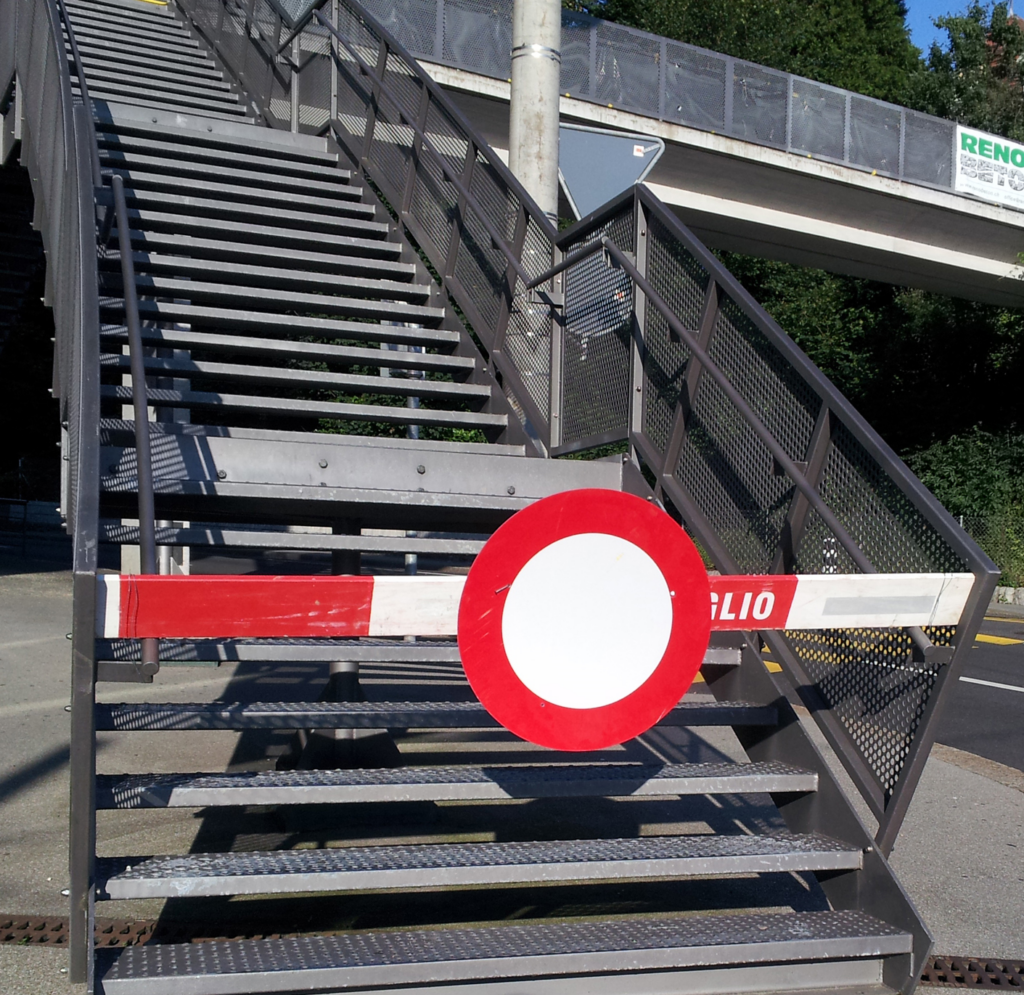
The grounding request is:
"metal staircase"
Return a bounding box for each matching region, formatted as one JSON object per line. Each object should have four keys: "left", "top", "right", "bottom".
{"left": 0, "top": 0, "right": 998, "bottom": 992}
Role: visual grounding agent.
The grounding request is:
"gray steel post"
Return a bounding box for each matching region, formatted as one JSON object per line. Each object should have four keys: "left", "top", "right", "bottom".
{"left": 508, "top": 0, "right": 560, "bottom": 222}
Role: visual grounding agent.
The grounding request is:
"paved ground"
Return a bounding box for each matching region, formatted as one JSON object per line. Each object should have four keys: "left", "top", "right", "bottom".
{"left": 1, "top": 553, "right": 1022, "bottom": 995}
{"left": 937, "top": 607, "right": 1024, "bottom": 772}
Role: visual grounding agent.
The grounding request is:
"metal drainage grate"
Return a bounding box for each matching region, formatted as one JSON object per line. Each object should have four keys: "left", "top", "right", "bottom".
{"left": 922, "top": 957, "right": 1024, "bottom": 989}
{"left": 1, "top": 914, "right": 330, "bottom": 948}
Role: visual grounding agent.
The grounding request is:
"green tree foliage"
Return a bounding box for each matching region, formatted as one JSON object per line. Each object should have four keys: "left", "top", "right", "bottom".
{"left": 569, "top": 0, "right": 920, "bottom": 102}
{"left": 907, "top": 2, "right": 1024, "bottom": 139}
{"left": 721, "top": 256, "right": 1024, "bottom": 453}
{"left": 906, "top": 426, "right": 1024, "bottom": 514}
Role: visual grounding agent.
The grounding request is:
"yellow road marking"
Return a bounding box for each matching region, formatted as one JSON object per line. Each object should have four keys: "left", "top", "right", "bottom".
{"left": 976, "top": 633, "right": 1024, "bottom": 646}
{"left": 764, "top": 660, "right": 783, "bottom": 673}
{"left": 133, "top": 0, "right": 170, "bottom": 6}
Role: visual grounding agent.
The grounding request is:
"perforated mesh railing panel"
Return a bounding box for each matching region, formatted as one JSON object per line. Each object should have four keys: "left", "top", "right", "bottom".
{"left": 557, "top": 204, "right": 635, "bottom": 449}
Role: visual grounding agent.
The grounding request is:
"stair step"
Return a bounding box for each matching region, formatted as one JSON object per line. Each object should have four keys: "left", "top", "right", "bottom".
{"left": 96, "top": 762, "right": 816, "bottom": 808}
{"left": 97, "top": 126, "right": 340, "bottom": 168}
{"left": 95, "top": 698, "right": 772, "bottom": 731}
{"left": 97, "top": 832, "right": 858, "bottom": 899}
{"left": 111, "top": 211, "right": 396, "bottom": 254}
{"left": 114, "top": 231, "right": 412, "bottom": 279}
{"left": 108, "top": 254, "right": 427, "bottom": 301}
{"left": 108, "top": 169, "right": 366, "bottom": 211}
{"left": 75, "top": 38, "right": 214, "bottom": 71}
{"left": 89, "top": 93, "right": 253, "bottom": 123}
{"left": 101, "top": 276, "right": 441, "bottom": 322}
{"left": 79, "top": 84, "right": 250, "bottom": 119}
{"left": 82, "top": 77, "right": 240, "bottom": 110}
{"left": 81, "top": 51, "right": 226, "bottom": 84}
{"left": 102, "top": 154, "right": 354, "bottom": 196}
{"left": 114, "top": 186, "right": 378, "bottom": 227}
{"left": 97, "top": 911, "right": 910, "bottom": 994}
{"left": 100, "top": 327, "right": 471, "bottom": 373}
{"left": 95, "top": 637, "right": 467, "bottom": 665}
{"left": 98, "top": 136, "right": 343, "bottom": 181}
{"left": 69, "top": 21, "right": 201, "bottom": 52}
{"left": 105, "top": 303, "right": 456, "bottom": 346}
{"left": 98, "top": 385, "right": 505, "bottom": 431}
{"left": 97, "top": 523, "right": 486, "bottom": 554}
{"left": 66, "top": 0, "right": 177, "bottom": 19}
{"left": 84, "top": 66, "right": 233, "bottom": 97}
{"left": 65, "top": 7, "right": 198, "bottom": 42}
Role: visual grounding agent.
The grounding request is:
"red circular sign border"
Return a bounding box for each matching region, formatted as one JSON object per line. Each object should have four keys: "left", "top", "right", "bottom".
{"left": 457, "top": 489, "right": 711, "bottom": 752}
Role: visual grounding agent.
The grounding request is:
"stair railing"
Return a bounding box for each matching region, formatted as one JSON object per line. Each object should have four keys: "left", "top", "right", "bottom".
{"left": 170, "top": 0, "right": 1001, "bottom": 858}
{"left": 175, "top": 0, "right": 563, "bottom": 452}
{"left": 110, "top": 174, "right": 160, "bottom": 675}
{"left": 552, "top": 184, "right": 999, "bottom": 853}
{"left": 6, "top": 0, "right": 105, "bottom": 981}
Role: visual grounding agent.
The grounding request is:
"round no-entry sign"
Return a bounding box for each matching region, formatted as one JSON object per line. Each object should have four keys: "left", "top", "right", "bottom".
{"left": 457, "top": 489, "right": 711, "bottom": 751}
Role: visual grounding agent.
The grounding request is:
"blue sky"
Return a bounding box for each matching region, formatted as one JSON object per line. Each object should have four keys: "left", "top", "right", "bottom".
{"left": 905, "top": 0, "right": 961, "bottom": 53}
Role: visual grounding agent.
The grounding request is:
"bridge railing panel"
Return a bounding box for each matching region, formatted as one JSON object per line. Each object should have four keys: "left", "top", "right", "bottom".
{"left": 360, "top": 0, "right": 960, "bottom": 196}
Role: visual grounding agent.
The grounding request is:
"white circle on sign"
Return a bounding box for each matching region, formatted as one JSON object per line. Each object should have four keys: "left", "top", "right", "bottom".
{"left": 500, "top": 532, "right": 674, "bottom": 709}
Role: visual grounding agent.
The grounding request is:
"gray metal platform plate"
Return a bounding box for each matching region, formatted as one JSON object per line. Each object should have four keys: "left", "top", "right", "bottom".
{"left": 97, "top": 911, "right": 910, "bottom": 994}
{"left": 95, "top": 761, "right": 817, "bottom": 808}
{"left": 97, "top": 832, "right": 861, "bottom": 898}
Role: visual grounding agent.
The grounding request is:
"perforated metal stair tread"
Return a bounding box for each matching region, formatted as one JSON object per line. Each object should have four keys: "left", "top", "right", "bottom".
{"left": 97, "top": 911, "right": 909, "bottom": 994}
{"left": 94, "top": 698, "right": 775, "bottom": 730}
{"left": 96, "top": 761, "right": 816, "bottom": 808}
{"left": 97, "top": 832, "right": 860, "bottom": 898}
{"left": 98, "top": 386, "right": 505, "bottom": 430}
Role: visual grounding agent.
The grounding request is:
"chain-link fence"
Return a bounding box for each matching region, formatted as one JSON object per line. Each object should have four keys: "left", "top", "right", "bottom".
{"left": 961, "top": 514, "right": 1024, "bottom": 588}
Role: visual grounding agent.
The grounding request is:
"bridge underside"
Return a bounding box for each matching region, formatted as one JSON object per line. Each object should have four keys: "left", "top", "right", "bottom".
{"left": 428, "top": 64, "right": 1024, "bottom": 308}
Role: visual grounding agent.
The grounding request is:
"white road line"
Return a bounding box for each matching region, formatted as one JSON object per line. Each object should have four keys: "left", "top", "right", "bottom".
{"left": 960, "top": 676, "right": 1024, "bottom": 694}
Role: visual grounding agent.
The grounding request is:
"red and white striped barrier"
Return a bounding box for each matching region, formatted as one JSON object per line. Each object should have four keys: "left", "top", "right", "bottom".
{"left": 95, "top": 569, "right": 973, "bottom": 640}
{"left": 95, "top": 490, "right": 975, "bottom": 751}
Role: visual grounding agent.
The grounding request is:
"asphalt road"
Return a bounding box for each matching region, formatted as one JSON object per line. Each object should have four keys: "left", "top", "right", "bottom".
{"left": 936, "top": 612, "right": 1024, "bottom": 773}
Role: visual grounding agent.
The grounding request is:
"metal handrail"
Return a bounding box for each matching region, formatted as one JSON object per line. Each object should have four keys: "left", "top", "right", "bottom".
{"left": 111, "top": 174, "right": 159, "bottom": 672}
{"left": 54, "top": 0, "right": 101, "bottom": 189}
{"left": 314, "top": 9, "right": 535, "bottom": 288}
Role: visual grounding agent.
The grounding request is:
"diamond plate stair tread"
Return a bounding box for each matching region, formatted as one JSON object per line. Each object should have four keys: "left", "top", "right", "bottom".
{"left": 106, "top": 302, "right": 456, "bottom": 345}
{"left": 113, "top": 190, "right": 381, "bottom": 233}
{"left": 70, "top": 21, "right": 201, "bottom": 48}
{"left": 94, "top": 640, "right": 736, "bottom": 665}
{"left": 97, "top": 911, "right": 909, "bottom": 994}
{"left": 117, "top": 182, "right": 375, "bottom": 219}
{"left": 102, "top": 275, "right": 439, "bottom": 318}
{"left": 107, "top": 253, "right": 429, "bottom": 300}
{"left": 96, "top": 637, "right": 465, "bottom": 664}
{"left": 97, "top": 386, "right": 505, "bottom": 430}
{"left": 85, "top": 71, "right": 236, "bottom": 102}
{"left": 109, "top": 158, "right": 356, "bottom": 197}
{"left": 98, "top": 356, "right": 484, "bottom": 401}
{"left": 102, "top": 327, "right": 472, "bottom": 373}
{"left": 111, "top": 212, "right": 398, "bottom": 255}
{"left": 67, "top": 9, "right": 200, "bottom": 42}
{"left": 84, "top": 85, "right": 248, "bottom": 117}
{"left": 75, "top": 37, "right": 213, "bottom": 69}
{"left": 95, "top": 762, "right": 816, "bottom": 808}
{"left": 94, "top": 699, "right": 775, "bottom": 730}
{"left": 97, "top": 832, "right": 861, "bottom": 898}
{"left": 97, "top": 134, "right": 343, "bottom": 174}
{"left": 96, "top": 524, "right": 485, "bottom": 555}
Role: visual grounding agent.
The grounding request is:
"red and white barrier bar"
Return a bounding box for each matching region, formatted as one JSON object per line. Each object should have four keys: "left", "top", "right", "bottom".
{"left": 96, "top": 571, "right": 975, "bottom": 640}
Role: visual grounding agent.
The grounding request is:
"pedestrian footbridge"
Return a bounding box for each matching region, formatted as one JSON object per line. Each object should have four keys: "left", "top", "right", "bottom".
{"left": 366, "top": 0, "right": 1024, "bottom": 306}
